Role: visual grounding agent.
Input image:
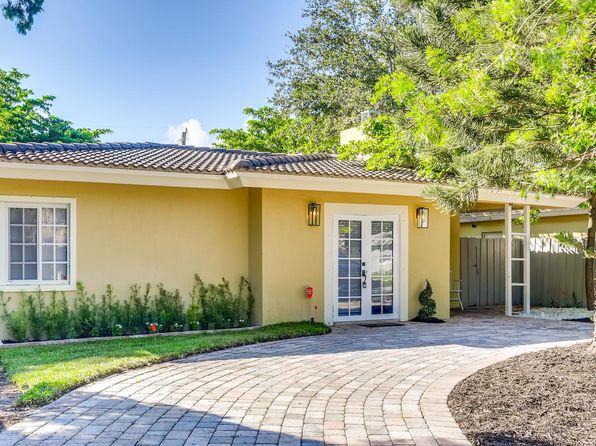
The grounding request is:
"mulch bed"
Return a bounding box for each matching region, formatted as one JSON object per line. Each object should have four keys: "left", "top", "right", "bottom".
{"left": 448, "top": 342, "right": 596, "bottom": 446}
{"left": 0, "top": 368, "right": 30, "bottom": 432}
{"left": 410, "top": 316, "right": 445, "bottom": 323}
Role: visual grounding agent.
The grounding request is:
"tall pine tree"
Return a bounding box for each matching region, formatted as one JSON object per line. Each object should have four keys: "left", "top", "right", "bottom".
{"left": 345, "top": 0, "right": 595, "bottom": 318}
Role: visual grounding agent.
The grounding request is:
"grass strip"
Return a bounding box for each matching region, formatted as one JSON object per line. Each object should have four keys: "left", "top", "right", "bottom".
{"left": 0, "top": 321, "right": 330, "bottom": 407}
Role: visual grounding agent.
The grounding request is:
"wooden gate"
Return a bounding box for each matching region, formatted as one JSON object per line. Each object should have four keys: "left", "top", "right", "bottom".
{"left": 460, "top": 237, "right": 586, "bottom": 308}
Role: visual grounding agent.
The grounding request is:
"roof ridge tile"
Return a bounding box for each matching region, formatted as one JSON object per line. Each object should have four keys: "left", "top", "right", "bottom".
{"left": 226, "top": 152, "right": 333, "bottom": 172}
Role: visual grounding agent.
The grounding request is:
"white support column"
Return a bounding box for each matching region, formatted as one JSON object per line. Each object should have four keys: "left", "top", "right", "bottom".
{"left": 505, "top": 204, "right": 512, "bottom": 316}
{"left": 523, "top": 205, "right": 531, "bottom": 314}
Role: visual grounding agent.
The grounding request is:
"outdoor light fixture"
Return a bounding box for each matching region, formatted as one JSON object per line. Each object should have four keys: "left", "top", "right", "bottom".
{"left": 416, "top": 207, "right": 429, "bottom": 229}
{"left": 308, "top": 202, "right": 321, "bottom": 226}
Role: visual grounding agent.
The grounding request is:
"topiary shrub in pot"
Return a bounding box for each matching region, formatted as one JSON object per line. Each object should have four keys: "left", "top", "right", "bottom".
{"left": 412, "top": 280, "right": 444, "bottom": 323}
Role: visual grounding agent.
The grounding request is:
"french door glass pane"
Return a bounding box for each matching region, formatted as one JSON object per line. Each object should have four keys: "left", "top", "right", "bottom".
{"left": 337, "top": 219, "right": 362, "bottom": 317}
{"left": 383, "top": 295, "right": 394, "bottom": 313}
{"left": 338, "top": 298, "right": 349, "bottom": 316}
{"left": 336, "top": 217, "right": 396, "bottom": 319}
{"left": 349, "top": 298, "right": 361, "bottom": 316}
{"left": 370, "top": 220, "right": 394, "bottom": 315}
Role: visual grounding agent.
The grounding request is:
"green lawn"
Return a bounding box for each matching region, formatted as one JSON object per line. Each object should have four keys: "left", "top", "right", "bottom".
{"left": 0, "top": 322, "right": 330, "bottom": 407}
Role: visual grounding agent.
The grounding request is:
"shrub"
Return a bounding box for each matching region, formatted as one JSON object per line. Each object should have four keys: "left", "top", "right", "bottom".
{"left": 187, "top": 275, "right": 203, "bottom": 331}
{"left": 111, "top": 323, "right": 124, "bottom": 336}
{"left": 0, "top": 275, "right": 255, "bottom": 342}
{"left": 198, "top": 276, "right": 254, "bottom": 329}
{"left": 234, "top": 276, "right": 254, "bottom": 327}
{"left": 95, "top": 285, "right": 121, "bottom": 337}
{"left": 121, "top": 284, "right": 151, "bottom": 335}
{"left": 0, "top": 293, "right": 28, "bottom": 342}
{"left": 45, "top": 292, "right": 70, "bottom": 340}
{"left": 417, "top": 280, "right": 436, "bottom": 321}
{"left": 568, "top": 291, "right": 583, "bottom": 309}
{"left": 71, "top": 282, "right": 97, "bottom": 338}
{"left": 25, "top": 290, "right": 45, "bottom": 341}
{"left": 150, "top": 285, "right": 185, "bottom": 332}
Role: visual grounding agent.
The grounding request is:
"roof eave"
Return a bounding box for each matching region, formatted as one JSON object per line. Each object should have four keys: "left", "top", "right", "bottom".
{"left": 227, "top": 171, "right": 584, "bottom": 207}
{"left": 0, "top": 161, "right": 229, "bottom": 189}
{"left": 0, "top": 161, "right": 584, "bottom": 208}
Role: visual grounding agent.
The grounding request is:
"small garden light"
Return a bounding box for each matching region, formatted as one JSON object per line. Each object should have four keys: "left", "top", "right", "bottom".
{"left": 307, "top": 202, "right": 321, "bottom": 226}
{"left": 416, "top": 207, "right": 429, "bottom": 229}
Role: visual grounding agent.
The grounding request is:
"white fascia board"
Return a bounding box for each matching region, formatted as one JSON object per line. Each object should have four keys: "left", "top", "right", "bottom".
{"left": 227, "top": 172, "right": 584, "bottom": 208}
{"left": 0, "top": 162, "right": 229, "bottom": 189}
{"left": 461, "top": 207, "right": 588, "bottom": 223}
{"left": 226, "top": 171, "right": 429, "bottom": 196}
{"left": 0, "top": 163, "right": 586, "bottom": 209}
{"left": 476, "top": 189, "right": 584, "bottom": 209}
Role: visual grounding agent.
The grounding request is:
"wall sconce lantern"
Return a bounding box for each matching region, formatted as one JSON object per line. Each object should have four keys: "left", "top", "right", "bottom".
{"left": 308, "top": 202, "right": 321, "bottom": 226}
{"left": 416, "top": 207, "right": 429, "bottom": 229}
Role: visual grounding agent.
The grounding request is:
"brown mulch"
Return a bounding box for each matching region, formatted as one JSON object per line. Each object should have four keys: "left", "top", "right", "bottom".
{"left": 448, "top": 342, "right": 596, "bottom": 446}
{"left": 0, "top": 368, "right": 30, "bottom": 432}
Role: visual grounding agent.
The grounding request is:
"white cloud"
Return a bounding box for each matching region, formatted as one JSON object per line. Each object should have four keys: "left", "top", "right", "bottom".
{"left": 166, "top": 118, "right": 211, "bottom": 146}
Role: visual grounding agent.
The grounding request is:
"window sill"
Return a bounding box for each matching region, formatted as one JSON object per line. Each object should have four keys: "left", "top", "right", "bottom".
{"left": 0, "top": 283, "right": 76, "bottom": 293}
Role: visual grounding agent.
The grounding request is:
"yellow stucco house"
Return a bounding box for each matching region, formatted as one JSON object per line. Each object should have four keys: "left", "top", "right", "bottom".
{"left": 0, "top": 142, "right": 583, "bottom": 338}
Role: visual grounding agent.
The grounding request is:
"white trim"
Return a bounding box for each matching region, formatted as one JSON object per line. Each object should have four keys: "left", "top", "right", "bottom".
{"left": 505, "top": 203, "right": 532, "bottom": 316}
{"left": 475, "top": 189, "right": 582, "bottom": 208}
{"left": 324, "top": 203, "right": 408, "bottom": 324}
{"left": 505, "top": 204, "right": 512, "bottom": 316}
{"left": 229, "top": 172, "right": 583, "bottom": 208}
{"left": 0, "top": 162, "right": 228, "bottom": 189}
{"left": 460, "top": 207, "right": 588, "bottom": 223}
{"left": 0, "top": 162, "right": 582, "bottom": 208}
{"left": 523, "top": 205, "right": 531, "bottom": 315}
{"left": 0, "top": 195, "right": 77, "bottom": 292}
{"left": 228, "top": 171, "right": 429, "bottom": 196}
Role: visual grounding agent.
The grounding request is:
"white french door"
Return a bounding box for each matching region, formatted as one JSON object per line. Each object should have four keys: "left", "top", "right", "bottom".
{"left": 333, "top": 215, "right": 399, "bottom": 321}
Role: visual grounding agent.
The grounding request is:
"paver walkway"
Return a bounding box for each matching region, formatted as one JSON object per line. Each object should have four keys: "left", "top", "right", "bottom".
{"left": 1, "top": 312, "right": 591, "bottom": 446}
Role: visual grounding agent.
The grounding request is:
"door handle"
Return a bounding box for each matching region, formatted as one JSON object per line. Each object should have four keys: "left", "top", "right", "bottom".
{"left": 362, "top": 269, "right": 367, "bottom": 288}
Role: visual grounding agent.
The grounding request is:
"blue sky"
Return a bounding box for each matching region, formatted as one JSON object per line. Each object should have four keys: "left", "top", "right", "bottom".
{"left": 0, "top": 0, "right": 305, "bottom": 144}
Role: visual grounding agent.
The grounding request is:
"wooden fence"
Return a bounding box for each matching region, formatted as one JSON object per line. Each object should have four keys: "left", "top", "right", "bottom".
{"left": 460, "top": 237, "right": 587, "bottom": 308}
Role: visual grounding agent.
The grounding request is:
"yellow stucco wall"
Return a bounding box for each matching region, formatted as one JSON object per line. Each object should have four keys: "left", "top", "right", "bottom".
{"left": 0, "top": 179, "right": 249, "bottom": 339}
{"left": 255, "top": 189, "right": 451, "bottom": 324}
{"left": 248, "top": 188, "right": 263, "bottom": 326}
{"left": 0, "top": 179, "right": 452, "bottom": 338}
{"left": 460, "top": 214, "right": 588, "bottom": 237}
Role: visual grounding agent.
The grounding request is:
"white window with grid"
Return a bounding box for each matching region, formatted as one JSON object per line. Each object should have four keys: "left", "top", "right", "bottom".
{"left": 0, "top": 196, "right": 76, "bottom": 291}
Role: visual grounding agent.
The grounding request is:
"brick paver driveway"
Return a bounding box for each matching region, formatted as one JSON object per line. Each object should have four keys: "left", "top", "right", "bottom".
{"left": 1, "top": 312, "right": 591, "bottom": 446}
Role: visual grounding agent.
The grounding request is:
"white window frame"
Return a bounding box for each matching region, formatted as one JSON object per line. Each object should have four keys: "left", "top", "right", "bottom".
{"left": 0, "top": 195, "right": 76, "bottom": 291}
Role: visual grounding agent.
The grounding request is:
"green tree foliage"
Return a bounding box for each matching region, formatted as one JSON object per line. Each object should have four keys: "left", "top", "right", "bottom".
{"left": 269, "top": 0, "right": 408, "bottom": 132}
{"left": 0, "top": 68, "right": 111, "bottom": 143}
{"left": 210, "top": 106, "right": 337, "bottom": 153}
{"left": 343, "top": 0, "right": 595, "bottom": 311}
{"left": 213, "top": 0, "right": 409, "bottom": 153}
{"left": 2, "top": 0, "right": 43, "bottom": 34}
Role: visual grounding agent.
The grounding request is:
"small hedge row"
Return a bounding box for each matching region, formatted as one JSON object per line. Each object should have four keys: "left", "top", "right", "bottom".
{"left": 0, "top": 274, "right": 254, "bottom": 342}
